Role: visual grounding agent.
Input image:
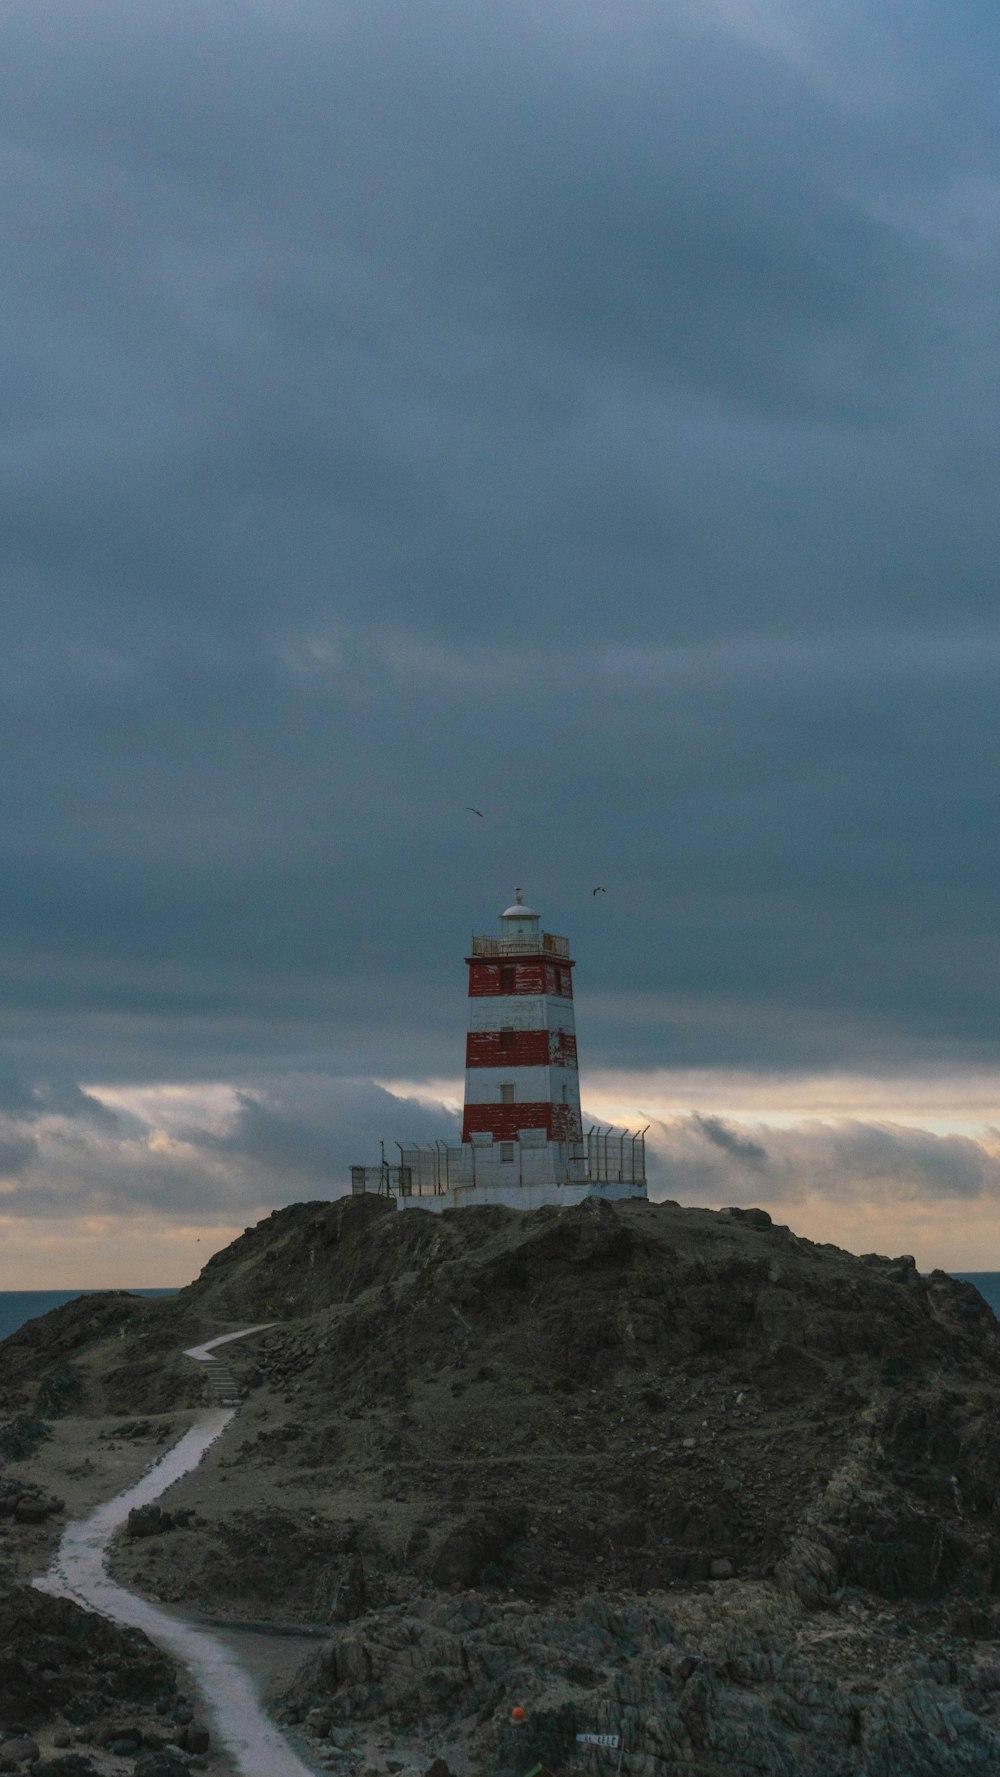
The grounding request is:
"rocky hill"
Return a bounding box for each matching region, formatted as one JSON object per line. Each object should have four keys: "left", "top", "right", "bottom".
{"left": 4, "top": 1194, "right": 1000, "bottom": 1777}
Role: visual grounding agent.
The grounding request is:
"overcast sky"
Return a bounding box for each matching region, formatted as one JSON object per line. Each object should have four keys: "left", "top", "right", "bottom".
{"left": 2, "top": 0, "right": 1000, "bottom": 1283}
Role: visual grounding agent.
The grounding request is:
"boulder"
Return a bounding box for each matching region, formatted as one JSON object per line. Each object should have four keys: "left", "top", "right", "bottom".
{"left": 775, "top": 1535, "right": 842, "bottom": 1609}
{"left": 125, "top": 1506, "right": 172, "bottom": 1541}
{"left": 133, "top": 1755, "right": 186, "bottom": 1777}
{"left": 33, "top": 1760, "right": 96, "bottom": 1777}
{"left": 96, "top": 1722, "right": 142, "bottom": 1749}
{"left": 430, "top": 1513, "right": 515, "bottom": 1588}
{"left": 0, "top": 1736, "right": 39, "bottom": 1767}
{"left": 13, "top": 1499, "right": 52, "bottom": 1525}
{"left": 720, "top": 1207, "right": 772, "bottom": 1229}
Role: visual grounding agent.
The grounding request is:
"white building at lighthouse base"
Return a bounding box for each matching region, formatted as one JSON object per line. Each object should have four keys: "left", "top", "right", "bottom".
{"left": 351, "top": 1125, "right": 648, "bottom": 1214}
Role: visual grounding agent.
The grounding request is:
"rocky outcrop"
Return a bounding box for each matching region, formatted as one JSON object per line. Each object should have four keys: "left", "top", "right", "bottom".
{"left": 124, "top": 1505, "right": 193, "bottom": 1541}
{"left": 429, "top": 1512, "right": 525, "bottom": 1589}
{"left": 0, "top": 1585, "right": 179, "bottom": 1732}
{"left": 0, "top": 1607, "right": 210, "bottom": 1776}
{"left": 283, "top": 1589, "right": 1000, "bottom": 1777}
{"left": 151, "top": 1196, "right": 1000, "bottom": 1607}
{"left": 21, "top": 1196, "right": 1000, "bottom": 1612}
{"left": 0, "top": 1482, "right": 64, "bottom": 1529}
{"left": 0, "top": 1417, "right": 53, "bottom": 1463}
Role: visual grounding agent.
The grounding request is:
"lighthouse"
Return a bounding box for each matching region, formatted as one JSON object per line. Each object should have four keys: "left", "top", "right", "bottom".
{"left": 350, "top": 893, "right": 648, "bottom": 1211}
{"left": 463, "top": 889, "right": 582, "bottom": 1176}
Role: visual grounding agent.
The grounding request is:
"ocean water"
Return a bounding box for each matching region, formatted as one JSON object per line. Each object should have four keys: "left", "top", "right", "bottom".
{"left": 0, "top": 1275, "right": 997, "bottom": 1346}
{"left": 0, "top": 1288, "right": 178, "bottom": 1344}
{"left": 954, "top": 1274, "right": 1000, "bottom": 1318}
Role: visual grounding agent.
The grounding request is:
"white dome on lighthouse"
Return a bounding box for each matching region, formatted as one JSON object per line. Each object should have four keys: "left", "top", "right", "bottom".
{"left": 501, "top": 899, "right": 539, "bottom": 920}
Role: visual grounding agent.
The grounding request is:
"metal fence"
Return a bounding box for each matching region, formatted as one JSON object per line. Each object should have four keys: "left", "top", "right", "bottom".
{"left": 470, "top": 931, "right": 570, "bottom": 958}
{"left": 585, "top": 1125, "right": 648, "bottom": 1184}
{"left": 351, "top": 1126, "right": 646, "bottom": 1199}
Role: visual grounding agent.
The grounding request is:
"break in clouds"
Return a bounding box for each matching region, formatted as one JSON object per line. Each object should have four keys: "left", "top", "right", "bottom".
{"left": 1, "top": 0, "right": 1000, "bottom": 1261}
{"left": 1, "top": 1073, "right": 999, "bottom": 1232}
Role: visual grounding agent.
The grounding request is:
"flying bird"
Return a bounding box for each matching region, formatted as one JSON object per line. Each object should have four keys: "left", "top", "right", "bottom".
{"left": 466, "top": 806, "right": 484, "bottom": 817}
{"left": 592, "top": 886, "right": 606, "bottom": 895}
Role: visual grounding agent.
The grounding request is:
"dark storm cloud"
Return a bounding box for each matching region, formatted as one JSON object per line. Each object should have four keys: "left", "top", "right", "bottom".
{"left": 0, "top": 0, "right": 985, "bottom": 661}
{"left": 0, "top": 0, "right": 998, "bottom": 1141}
{"left": 0, "top": 1068, "right": 119, "bottom": 1127}
{"left": 0, "top": 1128, "right": 38, "bottom": 1178}
{"left": 186, "top": 1079, "right": 458, "bottom": 1187}
{"left": 694, "top": 1115, "right": 769, "bottom": 1167}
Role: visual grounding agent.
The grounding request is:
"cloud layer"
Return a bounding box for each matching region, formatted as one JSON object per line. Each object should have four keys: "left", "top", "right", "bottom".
{"left": 1, "top": 1, "right": 999, "bottom": 1273}
{"left": 3, "top": 1069, "right": 1000, "bottom": 1277}
{"left": 653, "top": 1112, "right": 1000, "bottom": 1208}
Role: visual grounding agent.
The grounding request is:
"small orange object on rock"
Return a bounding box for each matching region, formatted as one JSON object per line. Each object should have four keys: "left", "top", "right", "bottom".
{"left": 511, "top": 1706, "right": 526, "bottom": 1722}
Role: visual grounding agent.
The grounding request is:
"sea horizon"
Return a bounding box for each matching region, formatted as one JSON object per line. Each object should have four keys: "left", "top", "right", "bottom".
{"left": 0, "top": 1288, "right": 180, "bottom": 1345}
{"left": 1, "top": 1272, "right": 998, "bottom": 1344}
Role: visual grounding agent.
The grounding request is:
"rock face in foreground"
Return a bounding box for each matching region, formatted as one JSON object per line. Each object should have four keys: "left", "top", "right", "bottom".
{"left": 286, "top": 1588, "right": 1000, "bottom": 1777}
{"left": 0, "top": 1583, "right": 196, "bottom": 1772}
{"left": 6, "top": 1194, "right": 1000, "bottom": 1776}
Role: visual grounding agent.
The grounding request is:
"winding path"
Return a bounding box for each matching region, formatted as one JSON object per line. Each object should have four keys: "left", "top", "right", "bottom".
{"left": 34, "top": 1325, "right": 319, "bottom": 1777}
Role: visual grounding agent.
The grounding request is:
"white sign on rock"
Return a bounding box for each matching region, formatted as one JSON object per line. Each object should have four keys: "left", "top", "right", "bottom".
{"left": 576, "top": 1734, "right": 620, "bottom": 1748}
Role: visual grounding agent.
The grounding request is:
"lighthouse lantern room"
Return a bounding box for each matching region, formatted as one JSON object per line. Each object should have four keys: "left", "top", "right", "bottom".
{"left": 350, "top": 893, "right": 648, "bottom": 1212}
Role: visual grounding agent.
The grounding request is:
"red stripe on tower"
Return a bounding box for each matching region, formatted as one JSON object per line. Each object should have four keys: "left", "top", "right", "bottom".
{"left": 465, "top": 1031, "right": 579, "bottom": 1067}
{"left": 467, "top": 961, "right": 574, "bottom": 997}
{"left": 462, "top": 890, "right": 582, "bottom": 1147}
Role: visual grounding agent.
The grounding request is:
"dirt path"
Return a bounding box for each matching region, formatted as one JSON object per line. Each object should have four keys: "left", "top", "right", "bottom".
{"left": 33, "top": 1326, "right": 321, "bottom": 1777}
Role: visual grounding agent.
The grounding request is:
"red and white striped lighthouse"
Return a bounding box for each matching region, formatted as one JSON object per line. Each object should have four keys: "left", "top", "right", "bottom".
{"left": 350, "top": 890, "right": 648, "bottom": 1208}
{"left": 463, "top": 891, "right": 582, "bottom": 1173}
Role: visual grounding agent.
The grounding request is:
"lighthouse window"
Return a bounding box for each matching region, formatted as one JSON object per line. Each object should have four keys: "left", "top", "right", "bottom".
{"left": 500, "top": 966, "right": 516, "bottom": 991}
{"left": 500, "top": 1083, "right": 516, "bottom": 1103}
{"left": 500, "top": 1142, "right": 515, "bottom": 1162}
{"left": 499, "top": 1027, "right": 515, "bottom": 1049}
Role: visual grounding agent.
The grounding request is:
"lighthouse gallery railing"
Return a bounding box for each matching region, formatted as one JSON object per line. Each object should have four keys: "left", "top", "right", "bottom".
{"left": 470, "top": 931, "right": 570, "bottom": 958}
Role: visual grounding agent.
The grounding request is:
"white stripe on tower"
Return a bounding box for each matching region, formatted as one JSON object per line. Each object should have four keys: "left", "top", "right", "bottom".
{"left": 464, "top": 1065, "right": 566, "bottom": 1103}
{"left": 467, "top": 996, "right": 576, "bottom": 1034}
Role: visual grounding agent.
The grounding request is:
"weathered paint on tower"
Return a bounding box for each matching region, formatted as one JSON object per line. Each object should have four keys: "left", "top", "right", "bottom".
{"left": 463, "top": 891, "right": 583, "bottom": 1146}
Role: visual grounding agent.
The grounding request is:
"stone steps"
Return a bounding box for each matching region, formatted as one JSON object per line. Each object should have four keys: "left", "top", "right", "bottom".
{"left": 204, "top": 1360, "right": 241, "bottom": 1406}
